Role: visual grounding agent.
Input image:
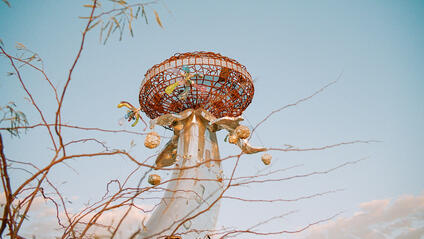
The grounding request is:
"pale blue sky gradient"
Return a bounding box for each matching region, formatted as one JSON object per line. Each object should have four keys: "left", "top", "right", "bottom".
{"left": 1, "top": 0, "right": 423, "bottom": 238}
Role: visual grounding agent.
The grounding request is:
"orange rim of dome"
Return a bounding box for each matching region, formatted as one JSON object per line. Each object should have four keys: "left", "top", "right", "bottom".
{"left": 139, "top": 51, "right": 254, "bottom": 119}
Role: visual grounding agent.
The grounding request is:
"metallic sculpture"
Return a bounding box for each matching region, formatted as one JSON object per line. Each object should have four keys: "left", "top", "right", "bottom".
{"left": 120, "top": 52, "right": 267, "bottom": 238}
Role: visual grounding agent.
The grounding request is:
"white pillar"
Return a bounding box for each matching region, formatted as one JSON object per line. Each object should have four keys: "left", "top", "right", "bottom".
{"left": 141, "top": 111, "right": 223, "bottom": 239}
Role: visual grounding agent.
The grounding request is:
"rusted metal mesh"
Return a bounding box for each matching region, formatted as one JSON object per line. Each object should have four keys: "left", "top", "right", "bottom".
{"left": 139, "top": 52, "right": 254, "bottom": 119}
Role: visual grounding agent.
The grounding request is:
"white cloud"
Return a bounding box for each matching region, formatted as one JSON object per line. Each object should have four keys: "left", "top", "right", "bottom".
{"left": 3, "top": 192, "right": 424, "bottom": 239}
{"left": 79, "top": 205, "right": 152, "bottom": 239}
{"left": 301, "top": 193, "right": 424, "bottom": 239}
{"left": 0, "top": 193, "right": 151, "bottom": 239}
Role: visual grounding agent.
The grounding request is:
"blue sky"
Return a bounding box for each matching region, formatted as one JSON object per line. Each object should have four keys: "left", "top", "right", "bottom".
{"left": 1, "top": 0, "right": 423, "bottom": 238}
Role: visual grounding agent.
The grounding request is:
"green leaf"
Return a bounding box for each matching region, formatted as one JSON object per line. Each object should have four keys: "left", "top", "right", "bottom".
{"left": 99, "top": 22, "right": 104, "bottom": 43}
{"left": 1, "top": 102, "right": 28, "bottom": 137}
{"left": 142, "top": 6, "right": 148, "bottom": 24}
{"left": 103, "top": 21, "right": 113, "bottom": 44}
{"left": 119, "top": 21, "right": 125, "bottom": 41}
{"left": 135, "top": 6, "right": 141, "bottom": 19}
{"left": 128, "top": 20, "right": 133, "bottom": 37}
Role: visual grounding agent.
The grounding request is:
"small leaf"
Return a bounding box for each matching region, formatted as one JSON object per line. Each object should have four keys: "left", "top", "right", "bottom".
{"left": 99, "top": 22, "right": 104, "bottom": 43}
{"left": 129, "top": 7, "right": 134, "bottom": 21}
{"left": 142, "top": 6, "right": 148, "bottom": 24}
{"left": 128, "top": 20, "right": 133, "bottom": 37}
{"left": 83, "top": 4, "right": 95, "bottom": 8}
{"left": 119, "top": 21, "right": 125, "bottom": 41}
{"left": 27, "top": 54, "right": 36, "bottom": 62}
{"left": 130, "top": 139, "right": 136, "bottom": 148}
{"left": 154, "top": 10, "right": 163, "bottom": 28}
{"left": 103, "top": 21, "right": 113, "bottom": 44}
{"left": 102, "top": 21, "right": 110, "bottom": 31}
{"left": 15, "top": 42, "right": 26, "bottom": 50}
{"left": 86, "top": 20, "right": 101, "bottom": 32}
{"left": 118, "top": 0, "right": 127, "bottom": 6}
{"left": 0, "top": 38, "right": 4, "bottom": 47}
{"left": 2, "top": 0, "right": 11, "bottom": 7}
{"left": 7, "top": 72, "right": 14, "bottom": 76}
{"left": 99, "top": 21, "right": 110, "bottom": 43}
{"left": 112, "top": 22, "right": 120, "bottom": 33}
{"left": 135, "top": 6, "right": 141, "bottom": 19}
{"left": 111, "top": 16, "right": 120, "bottom": 28}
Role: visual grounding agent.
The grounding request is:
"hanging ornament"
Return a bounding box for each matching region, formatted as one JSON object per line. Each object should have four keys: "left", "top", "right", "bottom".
{"left": 261, "top": 153, "right": 272, "bottom": 165}
{"left": 148, "top": 174, "right": 161, "bottom": 185}
{"left": 235, "top": 125, "right": 250, "bottom": 139}
{"left": 228, "top": 134, "right": 238, "bottom": 144}
{"left": 117, "top": 101, "right": 146, "bottom": 127}
{"left": 144, "top": 131, "right": 161, "bottom": 149}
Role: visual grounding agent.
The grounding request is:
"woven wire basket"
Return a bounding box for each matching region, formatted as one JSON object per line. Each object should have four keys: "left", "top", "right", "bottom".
{"left": 139, "top": 52, "right": 254, "bottom": 119}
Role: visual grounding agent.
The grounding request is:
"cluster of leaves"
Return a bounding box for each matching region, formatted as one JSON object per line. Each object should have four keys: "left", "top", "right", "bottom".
{"left": 82, "top": 0, "right": 164, "bottom": 44}
{"left": 0, "top": 102, "right": 28, "bottom": 137}
{"left": 2, "top": 42, "right": 44, "bottom": 78}
{"left": 14, "top": 42, "right": 43, "bottom": 68}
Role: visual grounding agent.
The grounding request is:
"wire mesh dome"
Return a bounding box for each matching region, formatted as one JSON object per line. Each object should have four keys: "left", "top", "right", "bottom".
{"left": 139, "top": 52, "right": 255, "bottom": 119}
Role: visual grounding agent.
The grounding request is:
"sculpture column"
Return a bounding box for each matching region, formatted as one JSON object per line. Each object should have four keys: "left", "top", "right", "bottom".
{"left": 141, "top": 110, "right": 224, "bottom": 239}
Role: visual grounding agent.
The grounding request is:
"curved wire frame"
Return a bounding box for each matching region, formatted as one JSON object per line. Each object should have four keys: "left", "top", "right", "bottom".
{"left": 139, "top": 52, "right": 254, "bottom": 119}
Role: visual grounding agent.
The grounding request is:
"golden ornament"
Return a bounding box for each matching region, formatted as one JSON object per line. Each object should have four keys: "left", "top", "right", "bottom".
{"left": 144, "top": 131, "right": 161, "bottom": 149}
{"left": 148, "top": 174, "right": 161, "bottom": 185}
{"left": 261, "top": 153, "right": 272, "bottom": 165}
{"left": 228, "top": 134, "right": 238, "bottom": 144}
{"left": 235, "top": 125, "right": 250, "bottom": 139}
